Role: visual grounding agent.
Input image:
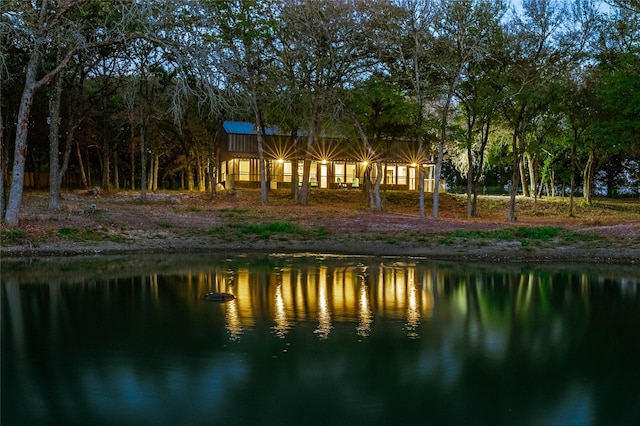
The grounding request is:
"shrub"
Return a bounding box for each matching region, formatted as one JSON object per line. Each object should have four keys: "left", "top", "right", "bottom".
{"left": 234, "top": 221, "right": 303, "bottom": 239}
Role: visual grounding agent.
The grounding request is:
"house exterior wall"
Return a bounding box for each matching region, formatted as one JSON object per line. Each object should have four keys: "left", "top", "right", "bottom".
{"left": 217, "top": 122, "right": 442, "bottom": 192}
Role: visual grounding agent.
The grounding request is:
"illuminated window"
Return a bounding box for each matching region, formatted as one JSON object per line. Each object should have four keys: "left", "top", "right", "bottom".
{"left": 239, "top": 160, "right": 250, "bottom": 181}
{"left": 386, "top": 167, "right": 395, "bottom": 184}
{"left": 335, "top": 163, "right": 344, "bottom": 183}
{"left": 283, "top": 162, "right": 292, "bottom": 182}
{"left": 346, "top": 164, "right": 356, "bottom": 181}
{"left": 398, "top": 166, "right": 407, "bottom": 185}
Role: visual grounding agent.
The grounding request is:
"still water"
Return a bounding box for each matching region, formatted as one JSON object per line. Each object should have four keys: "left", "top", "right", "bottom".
{"left": 2, "top": 254, "right": 640, "bottom": 426}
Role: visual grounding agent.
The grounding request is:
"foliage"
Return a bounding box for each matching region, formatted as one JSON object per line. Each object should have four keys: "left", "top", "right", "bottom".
{"left": 58, "top": 227, "right": 125, "bottom": 243}
{"left": 2, "top": 229, "right": 27, "bottom": 241}
{"left": 448, "top": 226, "right": 597, "bottom": 244}
{"left": 2, "top": 0, "right": 640, "bottom": 227}
{"left": 232, "top": 221, "right": 303, "bottom": 239}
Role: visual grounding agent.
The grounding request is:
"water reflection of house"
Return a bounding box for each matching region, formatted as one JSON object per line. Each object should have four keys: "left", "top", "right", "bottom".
{"left": 216, "top": 264, "right": 437, "bottom": 339}
{"left": 216, "top": 121, "right": 444, "bottom": 192}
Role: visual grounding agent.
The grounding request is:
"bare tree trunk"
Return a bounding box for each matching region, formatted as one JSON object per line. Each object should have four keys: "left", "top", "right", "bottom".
{"left": 102, "top": 135, "right": 110, "bottom": 191}
{"left": 434, "top": 93, "right": 453, "bottom": 219}
{"left": 0, "top": 78, "right": 4, "bottom": 220}
{"left": 508, "top": 130, "right": 521, "bottom": 222}
{"left": 299, "top": 118, "right": 316, "bottom": 206}
{"left": 100, "top": 91, "right": 110, "bottom": 192}
{"left": 433, "top": 140, "right": 445, "bottom": 219}
{"left": 193, "top": 148, "right": 205, "bottom": 191}
{"left": 130, "top": 126, "right": 136, "bottom": 190}
{"left": 530, "top": 155, "right": 538, "bottom": 197}
{"left": 569, "top": 138, "right": 576, "bottom": 217}
{"left": 113, "top": 145, "right": 120, "bottom": 190}
{"left": 140, "top": 124, "right": 147, "bottom": 202}
{"left": 472, "top": 119, "right": 491, "bottom": 217}
{"left": 351, "top": 114, "right": 381, "bottom": 211}
{"left": 292, "top": 158, "right": 299, "bottom": 201}
{"left": 371, "top": 162, "right": 382, "bottom": 211}
{"left": 58, "top": 97, "right": 79, "bottom": 192}
{"left": 519, "top": 157, "right": 530, "bottom": 197}
{"left": 147, "top": 155, "right": 154, "bottom": 191}
{"left": 583, "top": 148, "right": 594, "bottom": 205}
{"left": 466, "top": 144, "right": 474, "bottom": 218}
{"left": 299, "top": 147, "right": 311, "bottom": 205}
{"left": 5, "top": 48, "right": 42, "bottom": 226}
{"left": 208, "top": 127, "right": 218, "bottom": 199}
{"left": 416, "top": 135, "right": 425, "bottom": 218}
{"left": 365, "top": 168, "right": 374, "bottom": 209}
{"left": 247, "top": 69, "right": 268, "bottom": 204}
{"left": 255, "top": 124, "right": 268, "bottom": 205}
{"left": 75, "top": 141, "right": 87, "bottom": 189}
{"left": 419, "top": 168, "right": 425, "bottom": 218}
{"left": 289, "top": 131, "right": 299, "bottom": 200}
{"left": 186, "top": 152, "right": 194, "bottom": 191}
{"left": 153, "top": 153, "right": 159, "bottom": 191}
{"left": 527, "top": 153, "right": 537, "bottom": 211}
{"left": 48, "top": 64, "right": 63, "bottom": 210}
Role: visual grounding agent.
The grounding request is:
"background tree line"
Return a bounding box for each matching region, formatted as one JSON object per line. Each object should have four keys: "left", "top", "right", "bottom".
{"left": 1, "top": 0, "right": 638, "bottom": 226}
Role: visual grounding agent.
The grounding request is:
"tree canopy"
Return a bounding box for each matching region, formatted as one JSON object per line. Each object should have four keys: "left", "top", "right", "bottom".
{"left": 1, "top": 0, "right": 638, "bottom": 225}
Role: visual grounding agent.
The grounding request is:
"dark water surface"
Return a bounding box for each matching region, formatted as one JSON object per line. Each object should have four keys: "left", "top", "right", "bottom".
{"left": 2, "top": 254, "right": 640, "bottom": 426}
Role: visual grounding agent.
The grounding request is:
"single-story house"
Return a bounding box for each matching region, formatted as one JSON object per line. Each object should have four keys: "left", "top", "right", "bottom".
{"left": 216, "top": 121, "right": 443, "bottom": 192}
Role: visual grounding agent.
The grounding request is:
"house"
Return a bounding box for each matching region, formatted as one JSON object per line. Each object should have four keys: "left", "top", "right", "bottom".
{"left": 216, "top": 121, "right": 443, "bottom": 192}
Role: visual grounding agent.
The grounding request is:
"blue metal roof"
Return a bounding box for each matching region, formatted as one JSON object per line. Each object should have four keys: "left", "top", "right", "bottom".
{"left": 223, "top": 121, "right": 279, "bottom": 135}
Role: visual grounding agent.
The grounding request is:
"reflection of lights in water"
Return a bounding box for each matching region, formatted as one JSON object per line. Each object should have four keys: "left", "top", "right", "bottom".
{"left": 214, "top": 263, "right": 440, "bottom": 341}
{"left": 357, "top": 283, "right": 372, "bottom": 337}
{"left": 272, "top": 283, "right": 289, "bottom": 338}
{"left": 314, "top": 269, "right": 332, "bottom": 339}
{"left": 405, "top": 277, "right": 420, "bottom": 339}
{"left": 225, "top": 296, "right": 243, "bottom": 341}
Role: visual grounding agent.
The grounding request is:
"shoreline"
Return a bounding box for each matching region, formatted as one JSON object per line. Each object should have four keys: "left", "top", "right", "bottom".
{"left": 2, "top": 237, "right": 638, "bottom": 264}
{"left": 2, "top": 191, "right": 639, "bottom": 265}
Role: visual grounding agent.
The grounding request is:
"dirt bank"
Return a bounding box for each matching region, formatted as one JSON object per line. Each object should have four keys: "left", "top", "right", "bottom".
{"left": 2, "top": 190, "right": 639, "bottom": 264}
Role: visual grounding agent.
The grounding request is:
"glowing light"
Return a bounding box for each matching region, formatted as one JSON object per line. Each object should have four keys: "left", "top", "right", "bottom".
{"left": 278, "top": 158, "right": 284, "bottom": 164}
{"left": 225, "top": 298, "right": 243, "bottom": 340}
{"left": 315, "top": 267, "right": 332, "bottom": 339}
{"left": 411, "top": 163, "right": 417, "bottom": 167}
{"left": 405, "top": 280, "right": 420, "bottom": 339}
{"left": 272, "top": 283, "right": 289, "bottom": 338}
{"left": 357, "top": 283, "right": 372, "bottom": 337}
{"left": 321, "top": 159, "right": 327, "bottom": 164}
{"left": 362, "top": 161, "right": 368, "bottom": 167}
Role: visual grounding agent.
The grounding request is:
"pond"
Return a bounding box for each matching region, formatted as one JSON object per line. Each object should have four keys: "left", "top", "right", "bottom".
{"left": 2, "top": 254, "right": 640, "bottom": 425}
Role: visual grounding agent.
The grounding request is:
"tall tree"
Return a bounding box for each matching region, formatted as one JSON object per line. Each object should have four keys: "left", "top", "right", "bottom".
{"left": 277, "top": 0, "right": 375, "bottom": 206}
{"left": 207, "top": 0, "right": 277, "bottom": 205}
{"left": 501, "top": 0, "right": 567, "bottom": 222}
{"left": 0, "top": 0, "right": 167, "bottom": 226}
{"left": 455, "top": 49, "right": 506, "bottom": 217}
{"left": 383, "top": 0, "right": 440, "bottom": 217}
{"left": 435, "top": 0, "right": 507, "bottom": 219}
{"left": 589, "top": 5, "right": 640, "bottom": 197}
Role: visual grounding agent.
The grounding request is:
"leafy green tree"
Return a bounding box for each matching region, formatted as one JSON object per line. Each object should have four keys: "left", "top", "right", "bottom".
{"left": 0, "top": 0, "right": 178, "bottom": 225}
{"left": 276, "top": 0, "right": 376, "bottom": 206}
{"left": 430, "top": 0, "right": 508, "bottom": 219}
{"left": 381, "top": 0, "right": 440, "bottom": 217}
{"left": 206, "top": 0, "right": 278, "bottom": 204}
{"left": 448, "top": 0, "right": 507, "bottom": 218}
{"left": 500, "top": 0, "right": 570, "bottom": 222}
{"left": 348, "top": 74, "right": 415, "bottom": 211}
